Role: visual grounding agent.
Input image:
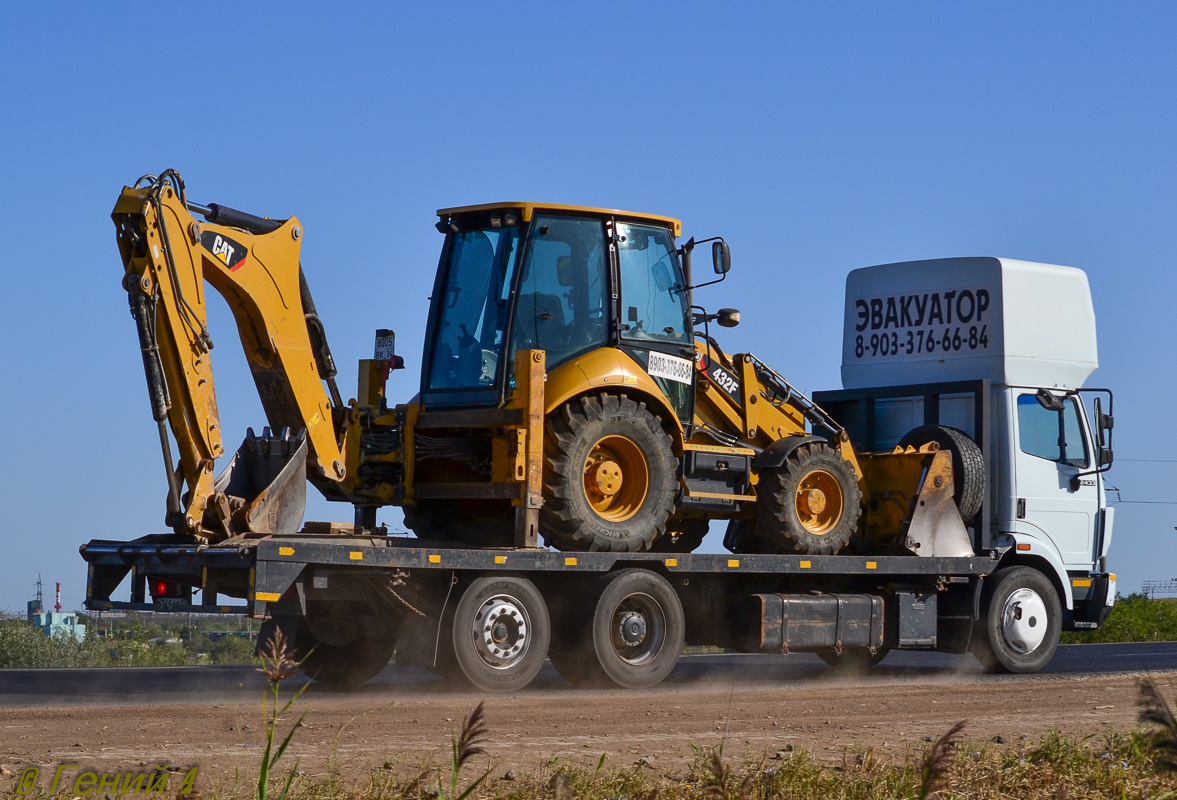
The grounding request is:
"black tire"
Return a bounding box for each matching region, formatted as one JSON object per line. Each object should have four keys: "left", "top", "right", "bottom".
{"left": 756, "top": 442, "right": 862, "bottom": 555}
{"left": 897, "top": 425, "right": 985, "bottom": 523}
{"left": 450, "top": 574, "right": 550, "bottom": 692}
{"left": 971, "top": 566, "right": 1061, "bottom": 674}
{"left": 403, "top": 500, "right": 514, "bottom": 547}
{"left": 816, "top": 647, "right": 889, "bottom": 674}
{"left": 570, "top": 569, "right": 685, "bottom": 689}
{"left": 542, "top": 393, "right": 677, "bottom": 552}
{"left": 259, "top": 616, "right": 396, "bottom": 688}
{"left": 649, "top": 520, "right": 710, "bottom": 553}
{"left": 547, "top": 606, "right": 597, "bottom": 686}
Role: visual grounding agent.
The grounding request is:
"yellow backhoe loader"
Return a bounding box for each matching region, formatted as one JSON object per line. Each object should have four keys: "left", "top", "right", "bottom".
{"left": 113, "top": 170, "right": 978, "bottom": 559}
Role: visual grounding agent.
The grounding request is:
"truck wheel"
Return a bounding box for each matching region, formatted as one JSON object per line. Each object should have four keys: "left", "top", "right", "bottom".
{"left": 897, "top": 425, "right": 985, "bottom": 523}
{"left": 542, "top": 394, "right": 677, "bottom": 552}
{"left": 756, "top": 442, "right": 862, "bottom": 555}
{"left": 972, "top": 566, "right": 1061, "bottom": 674}
{"left": 816, "top": 647, "right": 889, "bottom": 674}
{"left": 260, "top": 616, "right": 395, "bottom": 688}
{"left": 582, "top": 569, "right": 685, "bottom": 689}
{"left": 450, "top": 574, "right": 550, "bottom": 692}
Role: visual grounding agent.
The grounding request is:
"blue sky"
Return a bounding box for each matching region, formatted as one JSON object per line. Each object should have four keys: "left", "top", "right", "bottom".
{"left": 1, "top": 3, "right": 1174, "bottom": 611}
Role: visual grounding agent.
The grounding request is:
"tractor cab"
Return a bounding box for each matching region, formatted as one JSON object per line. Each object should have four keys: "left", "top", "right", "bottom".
{"left": 422, "top": 203, "right": 695, "bottom": 413}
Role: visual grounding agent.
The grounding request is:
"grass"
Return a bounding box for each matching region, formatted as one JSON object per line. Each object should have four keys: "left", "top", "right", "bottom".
{"left": 7, "top": 682, "right": 1177, "bottom": 799}
{"left": 178, "top": 677, "right": 1177, "bottom": 800}
{"left": 180, "top": 725, "right": 1177, "bottom": 800}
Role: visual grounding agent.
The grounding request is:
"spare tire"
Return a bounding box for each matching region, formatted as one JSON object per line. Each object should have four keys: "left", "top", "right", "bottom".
{"left": 897, "top": 425, "right": 985, "bottom": 523}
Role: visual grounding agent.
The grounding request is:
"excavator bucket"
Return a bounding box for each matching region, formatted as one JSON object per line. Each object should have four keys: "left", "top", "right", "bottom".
{"left": 206, "top": 428, "right": 308, "bottom": 537}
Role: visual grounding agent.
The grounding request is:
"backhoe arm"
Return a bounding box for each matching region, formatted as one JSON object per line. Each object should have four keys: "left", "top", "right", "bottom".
{"left": 112, "top": 171, "right": 345, "bottom": 540}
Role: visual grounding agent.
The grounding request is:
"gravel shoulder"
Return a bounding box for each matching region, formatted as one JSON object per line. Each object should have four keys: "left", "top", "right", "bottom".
{"left": 4, "top": 670, "right": 1174, "bottom": 786}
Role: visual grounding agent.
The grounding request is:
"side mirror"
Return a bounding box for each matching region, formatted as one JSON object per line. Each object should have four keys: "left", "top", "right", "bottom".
{"left": 716, "top": 308, "right": 741, "bottom": 328}
{"left": 1036, "top": 388, "right": 1065, "bottom": 412}
{"left": 712, "top": 241, "right": 731, "bottom": 275}
{"left": 1094, "top": 396, "right": 1114, "bottom": 467}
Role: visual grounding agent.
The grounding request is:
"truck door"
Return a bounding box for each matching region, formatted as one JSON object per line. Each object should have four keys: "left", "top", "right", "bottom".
{"left": 1012, "top": 390, "right": 1098, "bottom": 566}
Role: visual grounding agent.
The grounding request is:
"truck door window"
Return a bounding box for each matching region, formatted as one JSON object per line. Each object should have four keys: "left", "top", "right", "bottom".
{"left": 617, "top": 223, "right": 689, "bottom": 344}
{"left": 510, "top": 215, "right": 608, "bottom": 374}
{"left": 1016, "top": 393, "right": 1089, "bottom": 467}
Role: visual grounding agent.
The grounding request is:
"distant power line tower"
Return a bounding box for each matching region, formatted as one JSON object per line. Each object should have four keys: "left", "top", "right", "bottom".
{"left": 1142, "top": 580, "right": 1177, "bottom": 599}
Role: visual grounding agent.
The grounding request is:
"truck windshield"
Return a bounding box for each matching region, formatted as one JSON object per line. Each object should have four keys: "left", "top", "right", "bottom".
{"left": 426, "top": 227, "right": 521, "bottom": 392}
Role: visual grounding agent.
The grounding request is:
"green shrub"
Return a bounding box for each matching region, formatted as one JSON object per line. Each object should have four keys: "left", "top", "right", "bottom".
{"left": 0, "top": 617, "right": 111, "bottom": 668}
{"left": 1061, "top": 593, "right": 1177, "bottom": 644}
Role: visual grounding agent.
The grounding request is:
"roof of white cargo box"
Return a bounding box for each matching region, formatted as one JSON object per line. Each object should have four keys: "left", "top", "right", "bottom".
{"left": 840, "top": 257, "right": 1097, "bottom": 390}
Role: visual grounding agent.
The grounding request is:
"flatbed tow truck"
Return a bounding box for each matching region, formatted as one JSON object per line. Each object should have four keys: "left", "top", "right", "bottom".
{"left": 83, "top": 174, "right": 1117, "bottom": 691}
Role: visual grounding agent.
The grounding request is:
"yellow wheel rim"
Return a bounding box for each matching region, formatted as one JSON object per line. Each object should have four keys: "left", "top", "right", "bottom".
{"left": 794, "top": 469, "right": 844, "bottom": 535}
{"left": 584, "top": 435, "right": 649, "bottom": 522}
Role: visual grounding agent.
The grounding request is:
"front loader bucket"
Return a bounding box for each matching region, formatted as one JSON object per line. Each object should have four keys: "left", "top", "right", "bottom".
{"left": 208, "top": 427, "right": 308, "bottom": 536}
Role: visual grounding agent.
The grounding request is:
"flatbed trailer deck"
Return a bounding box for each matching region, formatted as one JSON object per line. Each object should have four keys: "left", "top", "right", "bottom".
{"left": 82, "top": 533, "right": 1003, "bottom": 616}
{"left": 82, "top": 531, "right": 1007, "bottom": 691}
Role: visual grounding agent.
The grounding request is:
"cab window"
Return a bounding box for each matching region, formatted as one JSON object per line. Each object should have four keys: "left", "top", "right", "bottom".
{"left": 510, "top": 215, "right": 608, "bottom": 373}
{"left": 617, "top": 223, "right": 689, "bottom": 345}
{"left": 1017, "top": 393, "right": 1089, "bottom": 467}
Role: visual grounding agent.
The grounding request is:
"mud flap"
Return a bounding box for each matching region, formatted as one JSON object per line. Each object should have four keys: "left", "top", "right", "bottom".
{"left": 206, "top": 427, "right": 308, "bottom": 536}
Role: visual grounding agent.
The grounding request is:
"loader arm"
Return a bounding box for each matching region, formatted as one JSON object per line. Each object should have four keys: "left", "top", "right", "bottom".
{"left": 112, "top": 171, "right": 345, "bottom": 540}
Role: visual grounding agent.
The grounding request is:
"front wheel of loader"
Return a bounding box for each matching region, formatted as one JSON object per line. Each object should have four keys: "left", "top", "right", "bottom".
{"left": 756, "top": 442, "right": 862, "bottom": 555}
{"left": 541, "top": 393, "right": 677, "bottom": 552}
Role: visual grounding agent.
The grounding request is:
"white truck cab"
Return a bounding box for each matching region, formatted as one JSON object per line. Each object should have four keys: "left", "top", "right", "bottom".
{"left": 819, "top": 257, "right": 1116, "bottom": 638}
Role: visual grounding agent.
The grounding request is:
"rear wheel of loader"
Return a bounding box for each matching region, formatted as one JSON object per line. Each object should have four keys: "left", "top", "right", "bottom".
{"left": 756, "top": 442, "right": 862, "bottom": 555}
{"left": 897, "top": 425, "right": 985, "bottom": 523}
{"left": 971, "top": 566, "right": 1061, "bottom": 674}
{"left": 449, "top": 574, "right": 550, "bottom": 692}
{"left": 542, "top": 393, "right": 677, "bottom": 552}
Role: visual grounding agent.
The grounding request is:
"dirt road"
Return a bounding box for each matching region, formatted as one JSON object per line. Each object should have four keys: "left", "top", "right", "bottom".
{"left": 3, "top": 670, "right": 1173, "bottom": 787}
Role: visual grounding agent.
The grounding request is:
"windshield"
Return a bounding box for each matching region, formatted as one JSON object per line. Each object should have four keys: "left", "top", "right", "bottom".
{"left": 425, "top": 227, "right": 521, "bottom": 392}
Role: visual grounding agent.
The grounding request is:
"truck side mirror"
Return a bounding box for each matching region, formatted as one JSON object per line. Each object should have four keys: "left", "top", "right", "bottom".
{"left": 1035, "top": 388, "right": 1065, "bottom": 412}
{"left": 712, "top": 241, "right": 731, "bottom": 274}
{"left": 1094, "top": 396, "right": 1114, "bottom": 467}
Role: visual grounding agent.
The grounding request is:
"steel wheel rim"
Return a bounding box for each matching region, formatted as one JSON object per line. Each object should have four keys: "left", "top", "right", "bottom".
{"left": 584, "top": 434, "right": 649, "bottom": 522}
{"left": 794, "top": 469, "right": 844, "bottom": 535}
{"left": 1000, "top": 587, "right": 1048, "bottom": 654}
{"left": 470, "top": 593, "right": 531, "bottom": 670}
{"left": 609, "top": 592, "right": 666, "bottom": 666}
